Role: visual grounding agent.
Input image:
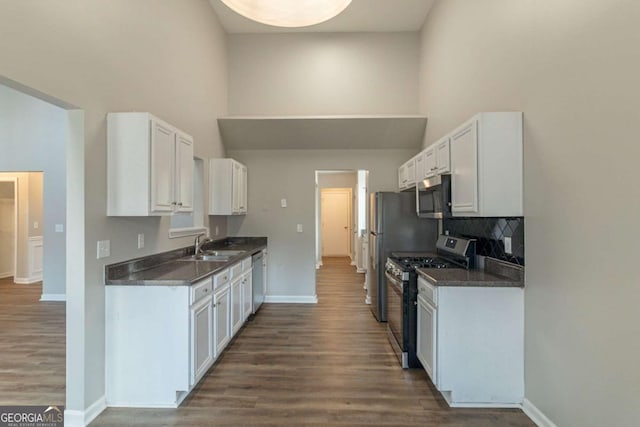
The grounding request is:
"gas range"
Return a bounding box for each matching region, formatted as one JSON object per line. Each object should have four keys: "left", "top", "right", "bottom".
{"left": 384, "top": 236, "right": 476, "bottom": 369}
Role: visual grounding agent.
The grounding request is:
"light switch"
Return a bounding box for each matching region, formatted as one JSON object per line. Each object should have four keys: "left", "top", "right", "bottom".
{"left": 504, "top": 237, "right": 512, "bottom": 254}
{"left": 55, "top": 224, "right": 64, "bottom": 233}
{"left": 33, "top": 222, "right": 39, "bottom": 229}
{"left": 281, "top": 198, "right": 287, "bottom": 208}
{"left": 97, "top": 240, "right": 111, "bottom": 259}
{"left": 137, "top": 234, "right": 144, "bottom": 249}
{"left": 297, "top": 224, "right": 303, "bottom": 233}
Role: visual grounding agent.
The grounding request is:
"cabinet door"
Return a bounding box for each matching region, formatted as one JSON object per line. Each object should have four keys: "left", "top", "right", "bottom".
{"left": 190, "top": 296, "right": 213, "bottom": 386}
{"left": 415, "top": 152, "right": 425, "bottom": 181}
{"left": 232, "top": 162, "right": 241, "bottom": 214}
{"left": 231, "top": 277, "right": 242, "bottom": 334}
{"left": 424, "top": 147, "right": 437, "bottom": 178}
{"left": 450, "top": 120, "right": 479, "bottom": 214}
{"left": 406, "top": 158, "right": 416, "bottom": 186}
{"left": 213, "top": 286, "right": 230, "bottom": 357}
{"left": 240, "top": 165, "right": 248, "bottom": 213}
{"left": 150, "top": 120, "right": 176, "bottom": 213}
{"left": 435, "top": 138, "right": 451, "bottom": 174}
{"left": 175, "top": 132, "right": 194, "bottom": 213}
{"left": 417, "top": 296, "right": 437, "bottom": 385}
{"left": 398, "top": 165, "right": 406, "bottom": 189}
{"left": 242, "top": 272, "right": 252, "bottom": 321}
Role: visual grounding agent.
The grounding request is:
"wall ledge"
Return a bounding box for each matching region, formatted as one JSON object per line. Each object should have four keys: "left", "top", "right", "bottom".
{"left": 40, "top": 293, "right": 66, "bottom": 302}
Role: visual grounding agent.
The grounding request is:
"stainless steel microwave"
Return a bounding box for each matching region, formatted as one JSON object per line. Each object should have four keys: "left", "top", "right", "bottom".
{"left": 416, "top": 174, "right": 451, "bottom": 219}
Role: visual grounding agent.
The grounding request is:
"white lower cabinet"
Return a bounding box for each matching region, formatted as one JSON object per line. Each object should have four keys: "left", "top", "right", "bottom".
{"left": 106, "top": 253, "right": 260, "bottom": 408}
{"left": 213, "top": 283, "right": 231, "bottom": 358}
{"left": 190, "top": 292, "right": 213, "bottom": 386}
{"left": 417, "top": 276, "right": 524, "bottom": 407}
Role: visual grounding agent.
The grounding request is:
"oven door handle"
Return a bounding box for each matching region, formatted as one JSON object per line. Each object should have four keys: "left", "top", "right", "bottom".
{"left": 385, "top": 271, "right": 403, "bottom": 292}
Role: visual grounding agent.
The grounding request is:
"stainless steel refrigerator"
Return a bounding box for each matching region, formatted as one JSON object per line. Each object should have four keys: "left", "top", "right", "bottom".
{"left": 369, "top": 192, "right": 438, "bottom": 322}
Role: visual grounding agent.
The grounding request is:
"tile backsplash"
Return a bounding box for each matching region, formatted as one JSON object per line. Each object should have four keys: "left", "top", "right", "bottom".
{"left": 443, "top": 217, "right": 524, "bottom": 266}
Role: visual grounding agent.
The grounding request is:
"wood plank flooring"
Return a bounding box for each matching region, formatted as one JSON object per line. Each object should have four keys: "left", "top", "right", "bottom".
{"left": 0, "top": 277, "right": 65, "bottom": 405}
{"left": 92, "top": 257, "right": 534, "bottom": 426}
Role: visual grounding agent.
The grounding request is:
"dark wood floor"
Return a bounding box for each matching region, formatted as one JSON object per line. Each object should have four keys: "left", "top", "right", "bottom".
{"left": 92, "top": 257, "right": 534, "bottom": 426}
{"left": 0, "top": 277, "right": 65, "bottom": 405}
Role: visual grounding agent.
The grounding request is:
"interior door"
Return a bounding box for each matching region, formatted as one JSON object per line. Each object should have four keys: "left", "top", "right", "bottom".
{"left": 321, "top": 188, "right": 351, "bottom": 256}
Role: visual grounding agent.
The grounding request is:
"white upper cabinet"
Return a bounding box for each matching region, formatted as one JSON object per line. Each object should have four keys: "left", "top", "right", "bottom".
{"left": 435, "top": 138, "right": 451, "bottom": 175}
{"left": 209, "top": 158, "right": 248, "bottom": 215}
{"left": 450, "top": 112, "right": 523, "bottom": 217}
{"left": 415, "top": 136, "right": 450, "bottom": 182}
{"left": 107, "top": 112, "right": 194, "bottom": 216}
{"left": 398, "top": 156, "right": 417, "bottom": 190}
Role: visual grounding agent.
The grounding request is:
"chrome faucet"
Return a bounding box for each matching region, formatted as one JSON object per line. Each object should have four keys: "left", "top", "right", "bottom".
{"left": 194, "top": 234, "right": 212, "bottom": 255}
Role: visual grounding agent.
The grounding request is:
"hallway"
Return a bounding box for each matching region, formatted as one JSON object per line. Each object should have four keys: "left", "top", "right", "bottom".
{"left": 92, "top": 257, "right": 532, "bottom": 426}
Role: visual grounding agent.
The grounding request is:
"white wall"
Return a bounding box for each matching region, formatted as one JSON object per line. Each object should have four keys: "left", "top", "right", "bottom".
{"left": 227, "top": 149, "right": 416, "bottom": 300}
{"left": 228, "top": 32, "right": 420, "bottom": 115}
{"left": 418, "top": 1, "right": 640, "bottom": 426}
{"left": 0, "top": 0, "right": 228, "bottom": 417}
{"left": 0, "top": 89, "right": 66, "bottom": 294}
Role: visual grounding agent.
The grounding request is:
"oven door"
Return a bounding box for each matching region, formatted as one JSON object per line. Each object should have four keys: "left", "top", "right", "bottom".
{"left": 385, "top": 271, "right": 404, "bottom": 353}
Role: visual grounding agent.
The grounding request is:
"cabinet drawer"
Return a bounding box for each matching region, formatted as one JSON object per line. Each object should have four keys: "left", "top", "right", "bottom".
{"left": 191, "top": 278, "right": 213, "bottom": 305}
{"left": 418, "top": 276, "right": 437, "bottom": 307}
{"left": 230, "top": 262, "right": 242, "bottom": 279}
{"left": 213, "top": 269, "right": 230, "bottom": 290}
{"left": 242, "top": 257, "right": 252, "bottom": 272}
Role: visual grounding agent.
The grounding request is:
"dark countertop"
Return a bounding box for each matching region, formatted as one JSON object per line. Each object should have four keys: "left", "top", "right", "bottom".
{"left": 105, "top": 237, "right": 267, "bottom": 286}
{"left": 416, "top": 257, "right": 524, "bottom": 288}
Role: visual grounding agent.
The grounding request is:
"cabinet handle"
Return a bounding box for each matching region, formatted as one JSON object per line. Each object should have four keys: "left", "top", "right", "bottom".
{"left": 212, "top": 303, "right": 216, "bottom": 307}
{"left": 178, "top": 202, "right": 183, "bottom": 206}
{"left": 171, "top": 202, "right": 177, "bottom": 206}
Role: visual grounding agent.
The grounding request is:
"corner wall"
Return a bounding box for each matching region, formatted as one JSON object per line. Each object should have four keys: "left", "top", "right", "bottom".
{"left": 418, "top": 1, "right": 640, "bottom": 425}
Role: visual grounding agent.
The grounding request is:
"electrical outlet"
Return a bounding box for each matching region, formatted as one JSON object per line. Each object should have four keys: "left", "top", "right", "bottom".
{"left": 281, "top": 198, "right": 287, "bottom": 208}
{"left": 504, "top": 237, "right": 512, "bottom": 254}
{"left": 55, "top": 224, "right": 64, "bottom": 233}
{"left": 137, "top": 233, "right": 144, "bottom": 249}
{"left": 297, "top": 224, "right": 303, "bottom": 233}
{"left": 97, "top": 240, "right": 111, "bottom": 259}
{"left": 33, "top": 222, "right": 39, "bottom": 229}
{"left": 215, "top": 226, "right": 219, "bottom": 236}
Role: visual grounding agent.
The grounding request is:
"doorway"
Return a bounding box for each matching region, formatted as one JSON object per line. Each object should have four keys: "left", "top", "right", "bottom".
{"left": 0, "top": 179, "right": 17, "bottom": 279}
{"left": 321, "top": 188, "right": 352, "bottom": 257}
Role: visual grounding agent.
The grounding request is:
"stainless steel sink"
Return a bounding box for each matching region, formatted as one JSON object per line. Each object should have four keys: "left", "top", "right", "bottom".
{"left": 179, "top": 254, "right": 230, "bottom": 262}
{"left": 202, "top": 250, "right": 246, "bottom": 256}
{"left": 179, "top": 249, "right": 245, "bottom": 262}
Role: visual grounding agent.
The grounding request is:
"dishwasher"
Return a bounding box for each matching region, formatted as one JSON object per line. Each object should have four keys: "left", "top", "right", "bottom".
{"left": 251, "top": 251, "right": 265, "bottom": 315}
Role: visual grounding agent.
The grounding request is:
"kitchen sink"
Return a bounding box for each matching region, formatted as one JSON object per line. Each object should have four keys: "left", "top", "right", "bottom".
{"left": 179, "top": 249, "right": 246, "bottom": 262}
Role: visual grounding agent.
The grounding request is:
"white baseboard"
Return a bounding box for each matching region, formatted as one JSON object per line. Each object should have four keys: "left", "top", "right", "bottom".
{"left": 64, "top": 395, "right": 106, "bottom": 427}
{"left": 522, "top": 398, "right": 557, "bottom": 427}
{"left": 14, "top": 275, "right": 42, "bottom": 284}
{"left": 350, "top": 260, "right": 356, "bottom": 266}
{"left": 356, "top": 267, "right": 366, "bottom": 273}
{"left": 365, "top": 295, "right": 371, "bottom": 304}
{"left": 41, "top": 293, "right": 66, "bottom": 302}
{"left": 264, "top": 295, "right": 318, "bottom": 304}
{"left": 0, "top": 271, "right": 13, "bottom": 279}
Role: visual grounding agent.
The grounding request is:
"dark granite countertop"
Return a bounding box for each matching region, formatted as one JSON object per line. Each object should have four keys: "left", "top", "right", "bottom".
{"left": 416, "top": 257, "right": 524, "bottom": 288}
{"left": 105, "top": 237, "right": 267, "bottom": 286}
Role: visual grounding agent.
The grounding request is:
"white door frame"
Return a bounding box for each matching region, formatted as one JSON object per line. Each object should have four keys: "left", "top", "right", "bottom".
{"left": 320, "top": 187, "right": 352, "bottom": 257}
{"left": 0, "top": 177, "right": 18, "bottom": 279}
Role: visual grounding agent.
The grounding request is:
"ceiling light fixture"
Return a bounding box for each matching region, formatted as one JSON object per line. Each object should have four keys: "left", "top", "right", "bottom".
{"left": 219, "top": 0, "right": 353, "bottom": 28}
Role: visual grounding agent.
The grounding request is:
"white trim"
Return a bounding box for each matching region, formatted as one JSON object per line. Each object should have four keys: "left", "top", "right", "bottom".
{"left": 168, "top": 226, "right": 208, "bottom": 239}
{"left": 356, "top": 267, "right": 366, "bottom": 273}
{"left": 264, "top": 295, "right": 318, "bottom": 304}
{"left": 365, "top": 295, "right": 371, "bottom": 304}
{"left": 350, "top": 260, "right": 356, "bottom": 266}
{"left": 40, "top": 293, "right": 66, "bottom": 302}
{"left": 0, "top": 271, "right": 12, "bottom": 279}
{"left": 28, "top": 235, "right": 43, "bottom": 281}
{"left": 0, "top": 177, "right": 18, "bottom": 279}
{"left": 64, "top": 395, "right": 107, "bottom": 427}
{"left": 447, "top": 402, "right": 522, "bottom": 408}
{"left": 14, "top": 276, "right": 41, "bottom": 284}
{"left": 522, "top": 398, "right": 558, "bottom": 427}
